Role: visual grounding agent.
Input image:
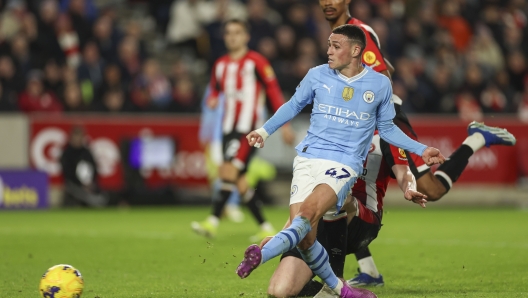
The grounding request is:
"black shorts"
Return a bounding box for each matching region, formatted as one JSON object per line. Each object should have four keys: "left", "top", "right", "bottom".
{"left": 222, "top": 132, "right": 257, "bottom": 173}
{"left": 281, "top": 209, "right": 381, "bottom": 260}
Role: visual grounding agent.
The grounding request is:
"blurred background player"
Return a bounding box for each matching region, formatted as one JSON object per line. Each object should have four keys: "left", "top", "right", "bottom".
{"left": 318, "top": 0, "right": 518, "bottom": 287}
{"left": 191, "top": 19, "right": 294, "bottom": 240}
{"left": 266, "top": 131, "right": 428, "bottom": 298}
{"left": 198, "top": 84, "right": 278, "bottom": 240}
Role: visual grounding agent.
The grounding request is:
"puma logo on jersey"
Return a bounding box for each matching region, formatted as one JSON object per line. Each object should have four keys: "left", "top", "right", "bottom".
{"left": 323, "top": 84, "right": 333, "bottom": 93}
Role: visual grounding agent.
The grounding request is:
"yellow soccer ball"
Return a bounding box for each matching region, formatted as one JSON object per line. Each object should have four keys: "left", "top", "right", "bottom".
{"left": 39, "top": 264, "right": 84, "bottom": 298}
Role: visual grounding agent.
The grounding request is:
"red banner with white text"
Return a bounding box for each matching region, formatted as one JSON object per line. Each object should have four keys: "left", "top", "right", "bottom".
{"left": 29, "top": 114, "right": 528, "bottom": 190}
{"left": 406, "top": 116, "right": 527, "bottom": 184}
{"left": 29, "top": 114, "right": 207, "bottom": 190}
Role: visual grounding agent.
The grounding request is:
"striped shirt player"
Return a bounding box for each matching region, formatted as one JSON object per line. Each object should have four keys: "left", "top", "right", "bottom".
{"left": 352, "top": 132, "right": 409, "bottom": 223}
{"left": 208, "top": 50, "right": 285, "bottom": 171}
{"left": 347, "top": 18, "right": 388, "bottom": 73}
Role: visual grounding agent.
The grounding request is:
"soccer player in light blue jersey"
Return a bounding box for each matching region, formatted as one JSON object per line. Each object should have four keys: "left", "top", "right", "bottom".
{"left": 235, "top": 24, "right": 446, "bottom": 298}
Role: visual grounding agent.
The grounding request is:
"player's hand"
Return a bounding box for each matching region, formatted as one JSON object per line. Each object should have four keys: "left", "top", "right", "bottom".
{"left": 259, "top": 236, "right": 273, "bottom": 248}
{"left": 247, "top": 130, "right": 265, "bottom": 148}
{"left": 404, "top": 188, "right": 427, "bottom": 208}
{"left": 281, "top": 125, "right": 295, "bottom": 147}
{"left": 206, "top": 96, "right": 218, "bottom": 109}
{"left": 421, "top": 147, "right": 445, "bottom": 166}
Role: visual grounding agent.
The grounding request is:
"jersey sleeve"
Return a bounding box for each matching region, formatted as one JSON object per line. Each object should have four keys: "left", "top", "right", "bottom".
{"left": 254, "top": 56, "right": 286, "bottom": 112}
{"left": 376, "top": 78, "right": 395, "bottom": 123}
{"left": 380, "top": 138, "right": 409, "bottom": 178}
{"left": 360, "top": 26, "right": 388, "bottom": 73}
{"left": 261, "top": 69, "right": 315, "bottom": 135}
{"left": 208, "top": 62, "right": 221, "bottom": 100}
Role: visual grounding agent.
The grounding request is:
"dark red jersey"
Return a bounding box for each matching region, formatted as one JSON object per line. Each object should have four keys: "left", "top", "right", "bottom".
{"left": 352, "top": 132, "right": 409, "bottom": 213}
{"left": 347, "top": 18, "right": 388, "bottom": 73}
{"left": 209, "top": 50, "right": 285, "bottom": 134}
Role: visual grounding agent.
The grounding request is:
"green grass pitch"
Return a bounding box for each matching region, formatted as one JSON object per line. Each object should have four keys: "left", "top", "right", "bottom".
{"left": 0, "top": 207, "right": 527, "bottom": 297}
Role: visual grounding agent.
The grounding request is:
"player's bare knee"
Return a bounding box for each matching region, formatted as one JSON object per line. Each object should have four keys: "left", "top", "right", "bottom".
{"left": 424, "top": 185, "right": 446, "bottom": 201}
{"left": 219, "top": 163, "right": 239, "bottom": 182}
{"left": 268, "top": 282, "right": 297, "bottom": 298}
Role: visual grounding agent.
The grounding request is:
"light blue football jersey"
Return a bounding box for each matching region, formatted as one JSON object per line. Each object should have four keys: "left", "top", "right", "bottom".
{"left": 262, "top": 64, "right": 427, "bottom": 175}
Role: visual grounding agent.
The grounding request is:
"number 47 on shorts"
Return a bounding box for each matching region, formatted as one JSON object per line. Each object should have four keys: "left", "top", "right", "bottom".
{"left": 325, "top": 168, "right": 351, "bottom": 179}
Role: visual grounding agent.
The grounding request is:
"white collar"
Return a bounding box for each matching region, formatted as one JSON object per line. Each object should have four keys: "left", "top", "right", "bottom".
{"left": 335, "top": 67, "right": 368, "bottom": 84}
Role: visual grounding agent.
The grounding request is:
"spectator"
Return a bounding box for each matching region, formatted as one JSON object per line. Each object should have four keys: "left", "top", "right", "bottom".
{"left": 0, "top": 81, "right": 18, "bottom": 112}
{"left": 35, "top": 0, "right": 63, "bottom": 64}
{"left": 93, "top": 15, "right": 121, "bottom": 63}
{"left": 97, "top": 88, "right": 130, "bottom": 113}
{"left": 518, "top": 78, "right": 528, "bottom": 122}
{"left": 0, "top": 0, "right": 26, "bottom": 42}
{"left": 55, "top": 14, "right": 82, "bottom": 68}
{"left": 470, "top": 25, "right": 505, "bottom": 74}
{"left": 99, "top": 64, "right": 125, "bottom": 97}
{"left": 166, "top": 0, "right": 218, "bottom": 56}
{"left": 43, "top": 59, "right": 64, "bottom": 96}
{"left": 130, "top": 59, "right": 172, "bottom": 111}
{"left": 62, "top": 65, "right": 78, "bottom": 85}
{"left": 506, "top": 50, "right": 527, "bottom": 92}
{"left": 286, "top": 4, "right": 312, "bottom": 39}
{"left": 18, "top": 70, "right": 63, "bottom": 113}
{"left": 118, "top": 36, "right": 142, "bottom": 84}
{"left": 480, "top": 84, "right": 509, "bottom": 113}
{"left": 60, "top": 126, "right": 107, "bottom": 207}
{"left": 11, "top": 34, "right": 36, "bottom": 80}
{"left": 125, "top": 21, "right": 148, "bottom": 61}
{"left": 78, "top": 41, "right": 105, "bottom": 104}
{"left": 63, "top": 82, "right": 88, "bottom": 112}
{"left": 456, "top": 91, "right": 483, "bottom": 122}
{"left": 275, "top": 25, "right": 296, "bottom": 61}
{"left": 171, "top": 76, "right": 199, "bottom": 113}
{"left": 437, "top": 0, "right": 472, "bottom": 52}
{"left": 0, "top": 55, "right": 24, "bottom": 93}
{"left": 66, "top": 0, "right": 94, "bottom": 47}
{"left": 60, "top": 0, "right": 98, "bottom": 22}
{"left": 459, "top": 63, "right": 486, "bottom": 102}
{"left": 247, "top": 0, "right": 276, "bottom": 49}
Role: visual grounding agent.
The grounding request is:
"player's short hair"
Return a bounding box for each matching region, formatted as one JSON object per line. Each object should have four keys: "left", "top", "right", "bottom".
{"left": 332, "top": 24, "right": 366, "bottom": 54}
{"left": 223, "top": 19, "right": 250, "bottom": 33}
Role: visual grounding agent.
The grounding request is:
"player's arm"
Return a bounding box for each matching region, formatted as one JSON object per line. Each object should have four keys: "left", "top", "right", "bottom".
{"left": 247, "top": 69, "right": 315, "bottom": 148}
{"left": 376, "top": 79, "right": 445, "bottom": 165}
{"left": 206, "top": 63, "right": 221, "bottom": 109}
{"left": 392, "top": 164, "right": 427, "bottom": 208}
{"left": 381, "top": 139, "right": 426, "bottom": 207}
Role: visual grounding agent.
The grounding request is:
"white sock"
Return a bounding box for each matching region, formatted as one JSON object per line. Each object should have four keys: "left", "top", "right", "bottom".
{"left": 207, "top": 215, "right": 219, "bottom": 227}
{"left": 260, "top": 222, "right": 274, "bottom": 231}
{"left": 358, "top": 256, "right": 380, "bottom": 278}
{"left": 463, "top": 133, "right": 485, "bottom": 152}
{"left": 331, "top": 279, "right": 344, "bottom": 294}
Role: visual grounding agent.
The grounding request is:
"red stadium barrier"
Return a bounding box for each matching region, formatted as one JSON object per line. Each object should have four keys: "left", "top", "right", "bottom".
{"left": 407, "top": 116, "right": 527, "bottom": 184}
{"left": 29, "top": 114, "right": 207, "bottom": 190}
{"left": 29, "top": 114, "right": 528, "bottom": 190}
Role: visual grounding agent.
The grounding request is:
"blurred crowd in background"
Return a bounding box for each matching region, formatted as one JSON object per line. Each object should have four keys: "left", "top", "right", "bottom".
{"left": 0, "top": 0, "right": 528, "bottom": 120}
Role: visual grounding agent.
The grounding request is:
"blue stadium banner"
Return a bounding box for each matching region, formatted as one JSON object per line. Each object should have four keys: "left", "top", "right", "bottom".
{"left": 0, "top": 170, "right": 48, "bottom": 209}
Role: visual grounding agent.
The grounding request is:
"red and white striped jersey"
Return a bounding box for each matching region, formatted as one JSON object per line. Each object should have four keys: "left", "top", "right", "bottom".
{"left": 347, "top": 18, "right": 388, "bottom": 73}
{"left": 208, "top": 50, "right": 285, "bottom": 134}
{"left": 352, "top": 133, "right": 409, "bottom": 213}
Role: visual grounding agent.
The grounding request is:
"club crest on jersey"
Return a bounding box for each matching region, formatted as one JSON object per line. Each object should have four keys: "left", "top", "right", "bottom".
{"left": 398, "top": 148, "right": 407, "bottom": 158}
{"left": 363, "top": 51, "right": 376, "bottom": 65}
{"left": 264, "top": 65, "right": 275, "bottom": 80}
{"left": 342, "top": 87, "right": 354, "bottom": 101}
{"left": 290, "top": 185, "right": 298, "bottom": 196}
{"left": 363, "top": 91, "right": 375, "bottom": 103}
